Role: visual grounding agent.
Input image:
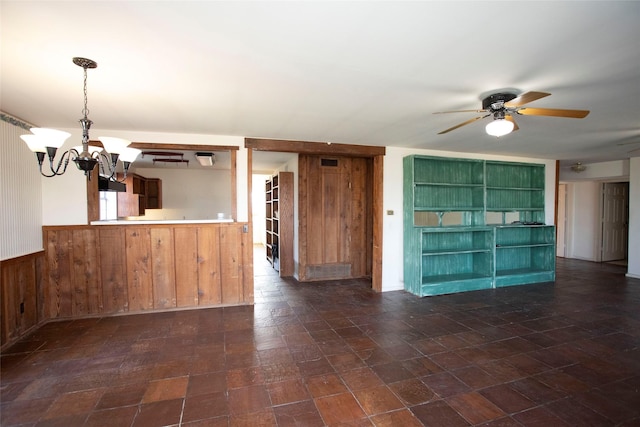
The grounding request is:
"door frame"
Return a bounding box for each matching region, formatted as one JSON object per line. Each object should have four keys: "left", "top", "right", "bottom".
{"left": 245, "top": 138, "right": 385, "bottom": 291}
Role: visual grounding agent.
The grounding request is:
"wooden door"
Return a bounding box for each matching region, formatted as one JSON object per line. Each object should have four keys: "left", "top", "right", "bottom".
{"left": 298, "top": 155, "right": 372, "bottom": 281}
{"left": 601, "top": 182, "right": 629, "bottom": 262}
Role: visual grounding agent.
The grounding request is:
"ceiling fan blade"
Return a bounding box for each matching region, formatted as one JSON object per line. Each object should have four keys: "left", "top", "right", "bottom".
{"left": 437, "top": 115, "right": 490, "bottom": 134}
{"left": 433, "top": 109, "right": 485, "bottom": 114}
{"left": 506, "top": 115, "right": 519, "bottom": 132}
{"left": 518, "top": 107, "right": 590, "bottom": 118}
{"left": 505, "top": 91, "right": 551, "bottom": 107}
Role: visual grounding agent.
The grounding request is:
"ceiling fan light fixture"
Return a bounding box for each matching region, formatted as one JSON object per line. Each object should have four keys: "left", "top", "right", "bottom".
{"left": 570, "top": 162, "right": 587, "bottom": 173}
{"left": 485, "top": 118, "right": 514, "bottom": 137}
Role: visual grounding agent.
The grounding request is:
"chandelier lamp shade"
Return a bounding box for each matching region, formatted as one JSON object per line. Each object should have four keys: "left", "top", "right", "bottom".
{"left": 19, "top": 57, "right": 139, "bottom": 180}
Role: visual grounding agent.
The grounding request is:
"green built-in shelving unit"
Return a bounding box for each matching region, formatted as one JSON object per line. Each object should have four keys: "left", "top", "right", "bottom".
{"left": 403, "top": 155, "right": 555, "bottom": 297}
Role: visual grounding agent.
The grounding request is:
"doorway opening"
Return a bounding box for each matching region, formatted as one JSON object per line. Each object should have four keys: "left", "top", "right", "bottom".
{"left": 601, "top": 182, "right": 629, "bottom": 265}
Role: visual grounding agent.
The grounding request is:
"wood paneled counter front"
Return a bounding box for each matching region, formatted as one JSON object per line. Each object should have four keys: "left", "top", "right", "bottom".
{"left": 42, "top": 222, "right": 253, "bottom": 320}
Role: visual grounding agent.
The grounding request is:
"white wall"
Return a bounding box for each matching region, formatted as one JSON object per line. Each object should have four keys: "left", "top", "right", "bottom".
{"left": 133, "top": 167, "right": 232, "bottom": 221}
{"left": 381, "top": 147, "right": 557, "bottom": 292}
{"left": 560, "top": 159, "right": 629, "bottom": 182}
{"left": 252, "top": 174, "right": 270, "bottom": 244}
{"left": 38, "top": 128, "right": 246, "bottom": 224}
{"left": 1, "top": 118, "right": 44, "bottom": 259}
{"left": 627, "top": 157, "right": 640, "bottom": 279}
{"left": 565, "top": 181, "right": 601, "bottom": 261}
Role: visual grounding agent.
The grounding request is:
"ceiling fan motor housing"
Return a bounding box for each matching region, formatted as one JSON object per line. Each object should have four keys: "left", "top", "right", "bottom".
{"left": 482, "top": 93, "right": 517, "bottom": 111}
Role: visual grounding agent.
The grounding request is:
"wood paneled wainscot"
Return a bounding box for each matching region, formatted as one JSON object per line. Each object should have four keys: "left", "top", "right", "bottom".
{"left": 42, "top": 222, "right": 253, "bottom": 319}
{"left": 1, "top": 252, "right": 44, "bottom": 348}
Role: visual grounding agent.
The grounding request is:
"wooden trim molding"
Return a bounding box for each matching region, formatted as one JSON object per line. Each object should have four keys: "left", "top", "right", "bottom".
{"left": 371, "top": 154, "right": 384, "bottom": 292}
{"left": 89, "top": 141, "right": 239, "bottom": 151}
{"left": 245, "top": 138, "right": 385, "bottom": 157}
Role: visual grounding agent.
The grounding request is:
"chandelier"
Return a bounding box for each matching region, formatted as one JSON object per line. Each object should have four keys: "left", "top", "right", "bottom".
{"left": 20, "top": 57, "right": 140, "bottom": 180}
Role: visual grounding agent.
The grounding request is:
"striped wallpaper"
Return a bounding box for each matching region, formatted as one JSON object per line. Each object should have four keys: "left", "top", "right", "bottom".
{"left": 1, "top": 114, "right": 43, "bottom": 260}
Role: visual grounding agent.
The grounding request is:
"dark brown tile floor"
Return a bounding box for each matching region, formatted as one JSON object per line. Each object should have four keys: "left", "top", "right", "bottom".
{"left": 2, "top": 248, "right": 640, "bottom": 426}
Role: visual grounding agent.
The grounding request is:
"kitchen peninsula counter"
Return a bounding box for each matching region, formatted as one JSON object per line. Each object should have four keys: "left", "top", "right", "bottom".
{"left": 42, "top": 220, "right": 253, "bottom": 320}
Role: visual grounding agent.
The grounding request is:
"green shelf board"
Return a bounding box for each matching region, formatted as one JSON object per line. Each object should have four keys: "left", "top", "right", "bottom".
{"left": 486, "top": 208, "right": 544, "bottom": 212}
{"left": 494, "top": 270, "right": 555, "bottom": 287}
{"left": 422, "top": 249, "right": 493, "bottom": 256}
{"left": 496, "top": 243, "right": 554, "bottom": 249}
{"left": 420, "top": 276, "right": 493, "bottom": 296}
{"left": 422, "top": 273, "right": 492, "bottom": 285}
{"left": 487, "top": 187, "right": 544, "bottom": 191}
{"left": 416, "top": 182, "right": 485, "bottom": 187}
{"left": 414, "top": 207, "right": 484, "bottom": 212}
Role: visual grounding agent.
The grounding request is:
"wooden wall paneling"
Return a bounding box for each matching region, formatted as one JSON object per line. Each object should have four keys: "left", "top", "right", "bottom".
{"left": 0, "top": 263, "right": 8, "bottom": 346}
{"left": 150, "top": 227, "right": 176, "bottom": 309}
{"left": 334, "top": 157, "right": 350, "bottom": 264}
{"left": 297, "top": 155, "right": 308, "bottom": 280}
{"left": 197, "top": 226, "right": 222, "bottom": 305}
{"left": 71, "top": 228, "right": 101, "bottom": 316}
{"left": 220, "top": 225, "right": 241, "bottom": 304}
{"left": 241, "top": 224, "right": 254, "bottom": 304}
{"left": 371, "top": 155, "right": 384, "bottom": 292}
{"left": 174, "top": 227, "right": 199, "bottom": 307}
{"left": 0, "top": 253, "right": 41, "bottom": 347}
{"left": 99, "top": 227, "right": 128, "bottom": 313}
{"left": 243, "top": 148, "right": 254, "bottom": 303}
{"left": 36, "top": 253, "right": 45, "bottom": 322}
{"left": 87, "top": 174, "right": 99, "bottom": 223}
{"left": 307, "top": 156, "right": 325, "bottom": 266}
{"left": 231, "top": 150, "right": 237, "bottom": 221}
{"left": 45, "top": 229, "right": 72, "bottom": 318}
{"left": 350, "top": 157, "right": 368, "bottom": 278}
{"left": 277, "top": 172, "right": 294, "bottom": 277}
{"left": 125, "top": 228, "right": 153, "bottom": 311}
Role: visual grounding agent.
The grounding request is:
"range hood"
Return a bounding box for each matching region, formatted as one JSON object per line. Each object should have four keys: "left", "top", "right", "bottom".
{"left": 98, "top": 176, "right": 126, "bottom": 192}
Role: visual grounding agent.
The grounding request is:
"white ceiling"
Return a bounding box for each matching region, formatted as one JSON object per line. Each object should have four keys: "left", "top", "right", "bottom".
{"left": 2, "top": 1, "right": 640, "bottom": 170}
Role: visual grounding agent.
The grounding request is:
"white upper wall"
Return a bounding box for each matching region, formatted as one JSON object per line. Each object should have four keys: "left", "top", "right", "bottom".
{"left": 560, "top": 159, "right": 629, "bottom": 182}
{"left": 133, "top": 167, "right": 232, "bottom": 221}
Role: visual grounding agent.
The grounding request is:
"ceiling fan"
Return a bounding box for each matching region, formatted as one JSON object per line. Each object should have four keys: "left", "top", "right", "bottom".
{"left": 434, "top": 91, "right": 590, "bottom": 137}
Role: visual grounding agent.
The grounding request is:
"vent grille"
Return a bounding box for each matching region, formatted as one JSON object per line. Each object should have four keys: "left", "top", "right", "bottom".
{"left": 306, "top": 263, "right": 351, "bottom": 280}
{"left": 321, "top": 158, "right": 339, "bottom": 167}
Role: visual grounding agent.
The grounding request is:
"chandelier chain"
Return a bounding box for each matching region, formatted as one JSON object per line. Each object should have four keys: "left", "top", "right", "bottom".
{"left": 82, "top": 67, "right": 90, "bottom": 119}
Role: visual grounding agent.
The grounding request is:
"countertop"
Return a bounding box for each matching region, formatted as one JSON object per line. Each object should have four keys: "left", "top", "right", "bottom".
{"left": 90, "top": 219, "right": 235, "bottom": 225}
